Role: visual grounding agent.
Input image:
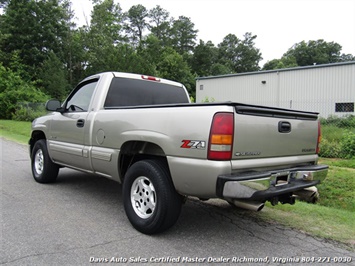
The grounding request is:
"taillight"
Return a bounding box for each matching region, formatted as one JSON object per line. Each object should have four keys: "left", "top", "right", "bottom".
{"left": 208, "top": 112, "right": 234, "bottom": 160}
{"left": 316, "top": 120, "right": 321, "bottom": 154}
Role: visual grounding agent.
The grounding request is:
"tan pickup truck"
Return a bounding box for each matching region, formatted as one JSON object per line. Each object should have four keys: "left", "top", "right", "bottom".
{"left": 29, "top": 72, "right": 328, "bottom": 234}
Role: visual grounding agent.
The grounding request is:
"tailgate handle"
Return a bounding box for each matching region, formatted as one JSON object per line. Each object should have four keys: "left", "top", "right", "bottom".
{"left": 278, "top": 121, "right": 291, "bottom": 133}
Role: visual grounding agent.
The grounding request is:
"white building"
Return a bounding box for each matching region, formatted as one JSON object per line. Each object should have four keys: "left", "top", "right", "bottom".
{"left": 196, "top": 61, "right": 355, "bottom": 118}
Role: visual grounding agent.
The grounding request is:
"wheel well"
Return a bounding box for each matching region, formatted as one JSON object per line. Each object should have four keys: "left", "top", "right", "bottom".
{"left": 29, "top": 131, "right": 46, "bottom": 154}
{"left": 119, "top": 141, "right": 168, "bottom": 181}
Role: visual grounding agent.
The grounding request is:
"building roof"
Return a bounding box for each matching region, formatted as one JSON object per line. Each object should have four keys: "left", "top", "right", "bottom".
{"left": 196, "top": 61, "right": 355, "bottom": 81}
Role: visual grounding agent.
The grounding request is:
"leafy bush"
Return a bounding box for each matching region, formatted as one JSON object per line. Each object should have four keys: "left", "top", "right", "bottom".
{"left": 0, "top": 86, "right": 49, "bottom": 120}
{"left": 321, "top": 125, "right": 343, "bottom": 142}
{"left": 319, "top": 138, "right": 342, "bottom": 158}
{"left": 0, "top": 63, "right": 49, "bottom": 119}
{"left": 320, "top": 115, "right": 355, "bottom": 128}
{"left": 340, "top": 131, "right": 355, "bottom": 159}
{"left": 12, "top": 104, "right": 47, "bottom": 122}
{"left": 201, "top": 96, "right": 215, "bottom": 103}
{"left": 320, "top": 116, "right": 355, "bottom": 158}
{"left": 320, "top": 131, "right": 355, "bottom": 159}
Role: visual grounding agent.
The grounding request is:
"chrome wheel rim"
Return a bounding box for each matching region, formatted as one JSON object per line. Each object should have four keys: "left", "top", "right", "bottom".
{"left": 131, "top": 176, "right": 156, "bottom": 219}
{"left": 34, "top": 149, "right": 44, "bottom": 175}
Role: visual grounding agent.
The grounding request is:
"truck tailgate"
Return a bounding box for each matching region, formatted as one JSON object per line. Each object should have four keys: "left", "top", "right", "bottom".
{"left": 232, "top": 104, "right": 319, "bottom": 160}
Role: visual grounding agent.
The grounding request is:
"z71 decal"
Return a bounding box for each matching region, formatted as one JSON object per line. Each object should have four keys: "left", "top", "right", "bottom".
{"left": 181, "top": 140, "right": 206, "bottom": 149}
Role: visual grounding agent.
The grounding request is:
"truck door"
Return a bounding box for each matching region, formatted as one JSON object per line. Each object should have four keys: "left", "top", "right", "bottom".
{"left": 48, "top": 79, "right": 98, "bottom": 171}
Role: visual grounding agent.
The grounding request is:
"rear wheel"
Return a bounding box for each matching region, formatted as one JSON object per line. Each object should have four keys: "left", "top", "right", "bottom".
{"left": 31, "top": 139, "right": 59, "bottom": 183}
{"left": 123, "top": 159, "right": 182, "bottom": 234}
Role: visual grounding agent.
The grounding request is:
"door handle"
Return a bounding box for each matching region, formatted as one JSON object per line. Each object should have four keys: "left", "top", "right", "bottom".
{"left": 76, "top": 119, "right": 85, "bottom": 128}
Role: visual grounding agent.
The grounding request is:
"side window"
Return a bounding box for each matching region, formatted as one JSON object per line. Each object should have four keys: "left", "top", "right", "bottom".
{"left": 66, "top": 80, "right": 98, "bottom": 112}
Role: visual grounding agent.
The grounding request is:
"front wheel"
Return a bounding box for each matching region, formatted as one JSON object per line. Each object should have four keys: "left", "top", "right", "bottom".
{"left": 122, "top": 159, "right": 182, "bottom": 234}
{"left": 31, "top": 139, "right": 59, "bottom": 183}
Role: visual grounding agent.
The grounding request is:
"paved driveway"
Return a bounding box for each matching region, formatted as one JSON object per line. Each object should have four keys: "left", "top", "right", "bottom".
{"left": 1, "top": 138, "right": 353, "bottom": 265}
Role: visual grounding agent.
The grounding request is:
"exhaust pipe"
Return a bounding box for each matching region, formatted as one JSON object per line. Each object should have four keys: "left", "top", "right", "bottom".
{"left": 232, "top": 200, "right": 265, "bottom": 211}
{"left": 293, "top": 186, "right": 319, "bottom": 203}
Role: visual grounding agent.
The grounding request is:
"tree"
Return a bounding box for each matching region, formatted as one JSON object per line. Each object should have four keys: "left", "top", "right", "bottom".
{"left": 218, "top": 33, "right": 262, "bottom": 73}
{"left": 89, "top": 0, "right": 124, "bottom": 44}
{"left": 0, "top": 0, "right": 71, "bottom": 81}
{"left": 149, "top": 5, "right": 169, "bottom": 27}
{"left": 60, "top": 0, "right": 84, "bottom": 87}
{"left": 0, "top": 62, "right": 49, "bottom": 119}
{"left": 190, "top": 40, "right": 231, "bottom": 76}
{"left": 40, "top": 52, "right": 69, "bottom": 100}
{"left": 148, "top": 5, "right": 172, "bottom": 47}
{"left": 170, "top": 16, "right": 198, "bottom": 54}
{"left": 282, "top": 40, "right": 343, "bottom": 66}
{"left": 339, "top": 53, "right": 355, "bottom": 62}
{"left": 263, "top": 39, "right": 355, "bottom": 70}
{"left": 262, "top": 57, "right": 298, "bottom": 70}
{"left": 64, "top": 28, "right": 88, "bottom": 87}
{"left": 137, "top": 34, "right": 163, "bottom": 75}
{"left": 125, "top": 4, "right": 149, "bottom": 46}
{"left": 157, "top": 47, "right": 195, "bottom": 96}
{"left": 0, "top": 0, "right": 9, "bottom": 8}
{"left": 114, "top": 43, "right": 157, "bottom": 75}
{"left": 83, "top": 0, "right": 124, "bottom": 74}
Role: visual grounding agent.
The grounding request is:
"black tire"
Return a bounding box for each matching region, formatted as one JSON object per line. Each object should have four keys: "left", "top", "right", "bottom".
{"left": 31, "top": 139, "right": 59, "bottom": 183}
{"left": 122, "top": 159, "right": 182, "bottom": 234}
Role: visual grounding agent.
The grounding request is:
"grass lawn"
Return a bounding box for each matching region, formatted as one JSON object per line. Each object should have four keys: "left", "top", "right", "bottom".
{"left": 254, "top": 158, "right": 355, "bottom": 249}
{"left": 1, "top": 119, "right": 354, "bottom": 250}
{"left": 246, "top": 159, "right": 355, "bottom": 249}
{"left": 0, "top": 120, "right": 31, "bottom": 144}
{"left": 258, "top": 203, "right": 354, "bottom": 246}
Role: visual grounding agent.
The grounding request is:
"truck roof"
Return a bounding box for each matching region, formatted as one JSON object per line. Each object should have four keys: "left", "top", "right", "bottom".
{"left": 82, "top": 72, "right": 184, "bottom": 88}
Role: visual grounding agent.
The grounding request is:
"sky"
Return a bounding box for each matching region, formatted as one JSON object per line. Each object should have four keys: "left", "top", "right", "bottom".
{"left": 72, "top": 0, "right": 355, "bottom": 66}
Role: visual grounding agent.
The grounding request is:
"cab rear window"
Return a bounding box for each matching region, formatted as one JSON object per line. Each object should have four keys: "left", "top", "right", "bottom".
{"left": 104, "top": 77, "right": 189, "bottom": 107}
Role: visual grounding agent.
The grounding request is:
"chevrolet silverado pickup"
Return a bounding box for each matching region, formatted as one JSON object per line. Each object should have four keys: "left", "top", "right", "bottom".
{"left": 29, "top": 72, "right": 328, "bottom": 234}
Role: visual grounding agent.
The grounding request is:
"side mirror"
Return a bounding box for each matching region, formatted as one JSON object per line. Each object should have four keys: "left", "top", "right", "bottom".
{"left": 45, "top": 99, "right": 61, "bottom": 111}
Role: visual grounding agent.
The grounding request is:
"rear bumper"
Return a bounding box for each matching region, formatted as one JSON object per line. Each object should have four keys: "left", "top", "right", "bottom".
{"left": 216, "top": 164, "right": 328, "bottom": 201}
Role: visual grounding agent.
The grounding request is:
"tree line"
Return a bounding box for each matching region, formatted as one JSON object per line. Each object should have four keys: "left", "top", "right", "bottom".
{"left": 0, "top": 0, "right": 354, "bottom": 120}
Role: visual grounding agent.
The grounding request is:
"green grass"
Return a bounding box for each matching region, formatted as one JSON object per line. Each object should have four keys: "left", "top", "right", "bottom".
{"left": 258, "top": 159, "right": 355, "bottom": 249}
{"left": 320, "top": 158, "right": 355, "bottom": 169}
{"left": 0, "top": 120, "right": 31, "bottom": 144}
{"left": 318, "top": 171, "right": 355, "bottom": 211}
{"left": 259, "top": 202, "right": 354, "bottom": 247}
{"left": 1, "top": 120, "right": 354, "bottom": 249}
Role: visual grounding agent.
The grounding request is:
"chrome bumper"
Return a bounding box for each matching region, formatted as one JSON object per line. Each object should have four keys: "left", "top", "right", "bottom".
{"left": 216, "top": 164, "right": 328, "bottom": 200}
